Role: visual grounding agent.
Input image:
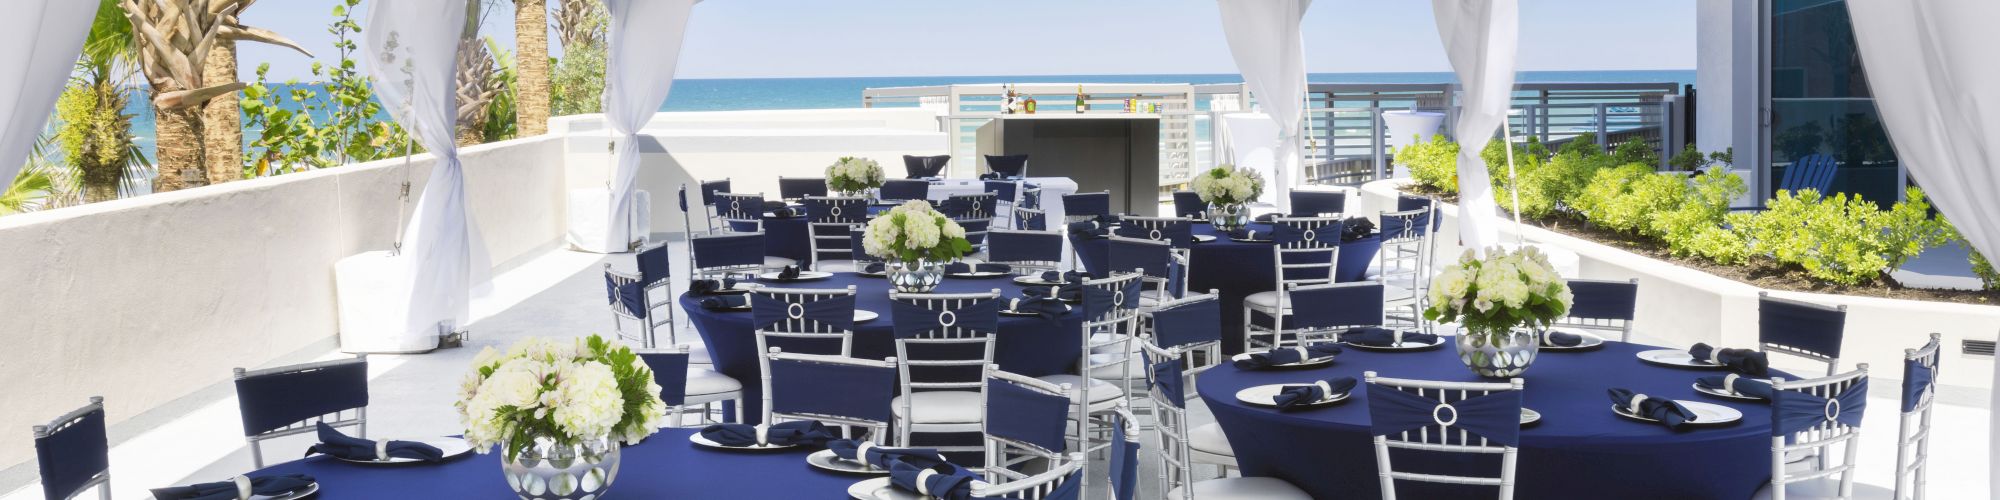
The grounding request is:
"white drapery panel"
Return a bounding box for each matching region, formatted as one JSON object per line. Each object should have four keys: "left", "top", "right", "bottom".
{"left": 1845, "top": 2, "right": 2000, "bottom": 489}
{"left": 364, "top": 0, "right": 471, "bottom": 338}
{"left": 0, "top": 1, "right": 96, "bottom": 188}
{"left": 602, "top": 0, "right": 701, "bottom": 251}
{"left": 1217, "top": 0, "right": 1310, "bottom": 213}
{"left": 1432, "top": 0, "right": 1519, "bottom": 254}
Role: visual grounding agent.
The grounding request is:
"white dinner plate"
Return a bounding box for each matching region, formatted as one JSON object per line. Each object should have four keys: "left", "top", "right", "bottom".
{"left": 1012, "top": 276, "right": 1069, "bottom": 286}
{"left": 854, "top": 310, "right": 880, "bottom": 323}
{"left": 847, "top": 477, "right": 992, "bottom": 500}
{"left": 1234, "top": 383, "right": 1351, "bottom": 409}
{"left": 1340, "top": 335, "right": 1448, "bottom": 352}
{"left": 1692, "top": 381, "right": 1770, "bottom": 401}
{"left": 1229, "top": 352, "right": 1336, "bottom": 370}
{"left": 1537, "top": 328, "right": 1607, "bottom": 351}
{"left": 1611, "top": 400, "right": 1743, "bottom": 425}
{"left": 687, "top": 432, "right": 799, "bottom": 451}
{"left": 331, "top": 437, "right": 475, "bottom": 464}
{"left": 1521, "top": 408, "right": 1542, "bottom": 425}
{"left": 856, "top": 268, "right": 889, "bottom": 278}
{"left": 252, "top": 482, "right": 318, "bottom": 500}
{"left": 807, "top": 449, "right": 889, "bottom": 475}
{"left": 1228, "top": 237, "right": 1272, "bottom": 243}
{"left": 1193, "top": 235, "right": 1218, "bottom": 243}
{"left": 759, "top": 271, "right": 834, "bottom": 282}
{"left": 1000, "top": 307, "right": 1068, "bottom": 317}
{"left": 946, "top": 271, "right": 1010, "bottom": 279}
{"left": 1634, "top": 349, "right": 1725, "bottom": 369}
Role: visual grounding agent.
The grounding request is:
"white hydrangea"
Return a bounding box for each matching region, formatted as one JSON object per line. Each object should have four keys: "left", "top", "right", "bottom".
{"left": 457, "top": 335, "right": 666, "bottom": 455}
{"left": 551, "top": 361, "right": 625, "bottom": 442}
{"left": 860, "top": 201, "right": 967, "bottom": 262}
{"left": 1190, "top": 165, "right": 1265, "bottom": 206}
{"left": 1423, "top": 246, "right": 1571, "bottom": 332}
{"left": 827, "top": 157, "right": 885, "bottom": 192}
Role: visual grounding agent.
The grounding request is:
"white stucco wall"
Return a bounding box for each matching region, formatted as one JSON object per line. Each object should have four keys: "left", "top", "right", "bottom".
{"left": 0, "top": 135, "right": 566, "bottom": 467}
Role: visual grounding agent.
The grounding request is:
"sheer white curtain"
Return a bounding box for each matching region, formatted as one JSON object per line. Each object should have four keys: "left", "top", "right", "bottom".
{"left": 364, "top": 0, "right": 471, "bottom": 339}
{"left": 1217, "top": 0, "right": 1310, "bottom": 213}
{"left": 0, "top": 1, "right": 96, "bottom": 187}
{"left": 1432, "top": 0, "right": 1519, "bottom": 254}
{"left": 1846, "top": 1, "right": 2000, "bottom": 488}
{"left": 602, "top": 0, "right": 700, "bottom": 251}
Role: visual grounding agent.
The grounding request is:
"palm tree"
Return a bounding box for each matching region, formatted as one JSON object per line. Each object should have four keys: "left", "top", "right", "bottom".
{"left": 514, "top": 0, "right": 549, "bottom": 137}
{"left": 118, "top": 0, "right": 310, "bottom": 192}
{"left": 59, "top": 0, "right": 149, "bottom": 204}
{"left": 456, "top": 0, "right": 504, "bottom": 146}
{"left": 549, "top": 0, "right": 606, "bottom": 116}
{"left": 2, "top": 135, "right": 73, "bottom": 215}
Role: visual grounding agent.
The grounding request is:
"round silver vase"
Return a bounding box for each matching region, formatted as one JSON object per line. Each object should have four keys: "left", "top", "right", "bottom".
{"left": 1207, "top": 204, "right": 1250, "bottom": 231}
{"left": 889, "top": 260, "right": 942, "bottom": 293}
{"left": 501, "top": 437, "right": 622, "bottom": 500}
{"left": 1456, "top": 326, "right": 1541, "bottom": 378}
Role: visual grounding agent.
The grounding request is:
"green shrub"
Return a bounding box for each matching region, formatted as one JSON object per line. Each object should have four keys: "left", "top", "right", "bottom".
{"left": 1396, "top": 134, "right": 1460, "bottom": 193}
{"left": 1970, "top": 248, "right": 2000, "bottom": 291}
{"left": 1572, "top": 164, "right": 1683, "bottom": 234}
{"left": 1611, "top": 138, "right": 1660, "bottom": 166}
{"left": 1873, "top": 188, "right": 1954, "bottom": 270}
{"left": 1655, "top": 168, "right": 1746, "bottom": 250}
{"left": 1736, "top": 190, "right": 1891, "bottom": 285}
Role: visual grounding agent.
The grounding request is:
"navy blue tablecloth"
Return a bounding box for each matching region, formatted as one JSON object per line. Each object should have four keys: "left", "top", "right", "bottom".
{"left": 1075, "top": 223, "right": 1379, "bottom": 355}
{"left": 1195, "top": 339, "right": 1782, "bottom": 499}
{"left": 682, "top": 273, "right": 1083, "bottom": 424}
{"left": 250, "top": 428, "right": 858, "bottom": 498}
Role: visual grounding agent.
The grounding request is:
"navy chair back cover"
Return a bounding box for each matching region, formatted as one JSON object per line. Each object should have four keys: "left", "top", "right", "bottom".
{"left": 1903, "top": 356, "right": 1937, "bottom": 413}
{"left": 779, "top": 178, "right": 828, "bottom": 200}
{"left": 699, "top": 179, "right": 731, "bottom": 207}
{"left": 769, "top": 357, "right": 897, "bottom": 423}
{"left": 1289, "top": 283, "right": 1385, "bottom": 330}
{"left": 984, "top": 180, "right": 1018, "bottom": 204}
{"left": 891, "top": 297, "right": 1003, "bottom": 339}
{"left": 1151, "top": 298, "right": 1221, "bottom": 350}
{"left": 714, "top": 193, "right": 766, "bottom": 222}
{"left": 750, "top": 292, "right": 858, "bottom": 334}
{"left": 691, "top": 233, "right": 766, "bottom": 270}
{"left": 1566, "top": 279, "right": 1637, "bottom": 321}
{"left": 984, "top": 378, "right": 1071, "bottom": 454}
{"left": 1772, "top": 377, "right": 1868, "bottom": 436}
{"left": 1367, "top": 383, "right": 1522, "bottom": 447}
{"left": 984, "top": 154, "right": 1029, "bottom": 178}
{"left": 1395, "top": 194, "right": 1442, "bottom": 232}
{"left": 1171, "top": 191, "right": 1208, "bottom": 219}
{"left": 605, "top": 272, "right": 647, "bottom": 319}
{"left": 636, "top": 244, "right": 673, "bottom": 285}
{"left": 879, "top": 179, "right": 930, "bottom": 202}
{"left": 1016, "top": 209, "right": 1048, "bottom": 231}
{"left": 1289, "top": 190, "right": 1347, "bottom": 217}
{"left": 902, "top": 155, "right": 950, "bottom": 179}
{"left": 942, "top": 194, "right": 997, "bottom": 220}
{"left": 1082, "top": 275, "right": 1146, "bottom": 321}
{"left": 1148, "top": 355, "right": 1188, "bottom": 408}
{"left": 987, "top": 231, "right": 1063, "bottom": 264}
{"left": 235, "top": 360, "right": 369, "bottom": 436}
{"left": 1106, "top": 239, "right": 1180, "bottom": 297}
{"left": 1063, "top": 192, "right": 1111, "bottom": 219}
{"left": 803, "top": 197, "right": 869, "bottom": 223}
{"left": 957, "top": 217, "right": 991, "bottom": 247}
{"left": 1759, "top": 295, "right": 1846, "bottom": 358}
{"left": 1109, "top": 412, "right": 1140, "bottom": 500}
{"left": 1114, "top": 218, "right": 1195, "bottom": 249}
{"left": 36, "top": 405, "right": 108, "bottom": 500}
{"left": 639, "top": 352, "right": 692, "bottom": 406}
{"left": 1271, "top": 219, "right": 1343, "bottom": 283}
{"left": 1781, "top": 153, "right": 1839, "bottom": 196}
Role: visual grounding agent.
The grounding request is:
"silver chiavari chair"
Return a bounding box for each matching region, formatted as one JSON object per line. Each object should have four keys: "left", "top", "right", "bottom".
{"left": 985, "top": 229, "right": 1066, "bottom": 276}
{"left": 689, "top": 232, "right": 780, "bottom": 280}
{"left": 803, "top": 196, "right": 870, "bottom": 272}
{"left": 714, "top": 191, "right": 769, "bottom": 234}
{"left": 1759, "top": 365, "right": 1870, "bottom": 500}
{"left": 750, "top": 286, "right": 860, "bottom": 359}
{"left": 1243, "top": 217, "right": 1344, "bottom": 352}
{"left": 982, "top": 366, "right": 1074, "bottom": 483}
{"left": 890, "top": 289, "right": 1004, "bottom": 454}
{"left": 233, "top": 357, "right": 369, "bottom": 468}
{"left": 1104, "top": 236, "right": 1189, "bottom": 308}
{"left": 1013, "top": 206, "right": 1050, "bottom": 231}
{"left": 1377, "top": 205, "right": 1434, "bottom": 329}
{"left": 639, "top": 345, "right": 744, "bottom": 427}
{"left": 971, "top": 453, "right": 1085, "bottom": 499}
{"left": 1759, "top": 292, "right": 1848, "bottom": 377}
{"left": 33, "top": 397, "right": 111, "bottom": 500}
{"left": 1148, "top": 344, "right": 1309, "bottom": 499}
{"left": 985, "top": 180, "right": 1022, "bottom": 230}
{"left": 762, "top": 348, "right": 897, "bottom": 442}
{"left": 1365, "top": 371, "right": 1525, "bottom": 500}
{"left": 695, "top": 178, "right": 731, "bottom": 234}
{"left": 605, "top": 243, "right": 679, "bottom": 348}
{"left": 1035, "top": 272, "right": 1144, "bottom": 493}
{"left": 1553, "top": 278, "right": 1639, "bottom": 342}
{"left": 1894, "top": 333, "right": 1941, "bottom": 500}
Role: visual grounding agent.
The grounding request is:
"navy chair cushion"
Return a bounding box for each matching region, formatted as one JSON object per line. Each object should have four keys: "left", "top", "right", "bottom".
{"left": 235, "top": 360, "right": 369, "bottom": 437}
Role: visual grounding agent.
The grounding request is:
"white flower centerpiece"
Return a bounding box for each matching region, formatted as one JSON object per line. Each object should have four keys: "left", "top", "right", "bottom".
{"left": 862, "top": 200, "right": 974, "bottom": 292}
{"left": 458, "top": 335, "right": 666, "bottom": 499}
{"left": 825, "top": 156, "right": 886, "bottom": 197}
{"left": 1425, "top": 246, "right": 1573, "bottom": 378}
{"left": 1190, "top": 165, "right": 1264, "bottom": 230}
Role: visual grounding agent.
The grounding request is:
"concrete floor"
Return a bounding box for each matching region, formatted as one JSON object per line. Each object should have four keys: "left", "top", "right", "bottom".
{"left": 2, "top": 243, "right": 1990, "bottom": 499}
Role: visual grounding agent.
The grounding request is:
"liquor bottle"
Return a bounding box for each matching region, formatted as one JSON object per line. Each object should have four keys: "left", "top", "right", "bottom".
{"left": 1075, "top": 85, "right": 1088, "bottom": 113}
{"left": 1024, "top": 94, "right": 1037, "bottom": 114}
{"left": 1003, "top": 85, "right": 1017, "bottom": 114}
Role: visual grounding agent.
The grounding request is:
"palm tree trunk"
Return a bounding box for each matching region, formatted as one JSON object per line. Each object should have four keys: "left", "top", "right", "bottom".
{"left": 153, "top": 106, "right": 206, "bottom": 192}
{"left": 515, "top": 0, "right": 549, "bottom": 136}
{"left": 202, "top": 40, "right": 242, "bottom": 183}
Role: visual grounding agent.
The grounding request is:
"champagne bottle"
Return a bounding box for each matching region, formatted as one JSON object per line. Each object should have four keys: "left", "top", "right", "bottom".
{"left": 1075, "top": 85, "right": 1087, "bottom": 113}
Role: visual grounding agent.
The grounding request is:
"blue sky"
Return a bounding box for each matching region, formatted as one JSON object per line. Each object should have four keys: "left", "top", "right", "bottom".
{"left": 237, "top": 0, "right": 1694, "bottom": 82}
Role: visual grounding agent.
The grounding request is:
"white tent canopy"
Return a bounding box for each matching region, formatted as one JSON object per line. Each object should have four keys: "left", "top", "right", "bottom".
{"left": 598, "top": 0, "right": 702, "bottom": 253}
{"left": 1432, "top": 0, "right": 1519, "bottom": 254}
{"left": 1216, "top": 0, "right": 1311, "bottom": 214}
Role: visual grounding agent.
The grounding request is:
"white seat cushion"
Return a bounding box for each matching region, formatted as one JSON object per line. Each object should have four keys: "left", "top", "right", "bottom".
{"left": 1089, "top": 333, "right": 1136, "bottom": 354}
{"left": 1087, "top": 354, "right": 1135, "bottom": 380}
{"left": 684, "top": 368, "right": 742, "bottom": 397}
{"left": 890, "top": 391, "right": 984, "bottom": 424}
{"left": 686, "top": 344, "right": 713, "bottom": 365}
{"left": 1244, "top": 291, "right": 1285, "bottom": 310}
{"left": 811, "top": 259, "right": 859, "bottom": 273}
{"left": 1034, "top": 374, "right": 1124, "bottom": 403}
{"left": 764, "top": 256, "right": 798, "bottom": 268}
{"left": 1750, "top": 477, "right": 1847, "bottom": 500}
{"left": 1165, "top": 478, "right": 1311, "bottom": 500}
{"left": 1188, "top": 422, "right": 1235, "bottom": 457}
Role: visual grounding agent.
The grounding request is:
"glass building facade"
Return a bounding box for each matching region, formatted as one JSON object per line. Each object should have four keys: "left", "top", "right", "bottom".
{"left": 1766, "top": 0, "right": 1903, "bottom": 205}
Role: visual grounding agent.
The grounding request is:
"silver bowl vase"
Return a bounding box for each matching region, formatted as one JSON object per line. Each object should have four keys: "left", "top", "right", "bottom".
{"left": 1455, "top": 326, "right": 1541, "bottom": 378}
{"left": 889, "top": 260, "right": 942, "bottom": 293}
{"left": 501, "top": 436, "right": 622, "bottom": 500}
{"left": 1207, "top": 204, "right": 1250, "bottom": 231}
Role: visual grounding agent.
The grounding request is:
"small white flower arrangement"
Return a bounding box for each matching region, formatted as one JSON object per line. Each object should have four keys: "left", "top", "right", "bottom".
{"left": 1425, "top": 246, "right": 1573, "bottom": 341}
{"left": 861, "top": 200, "right": 973, "bottom": 264}
{"left": 457, "top": 335, "right": 666, "bottom": 461}
{"left": 1190, "top": 165, "right": 1264, "bottom": 207}
{"left": 825, "top": 156, "right": 885, "bottom": 194}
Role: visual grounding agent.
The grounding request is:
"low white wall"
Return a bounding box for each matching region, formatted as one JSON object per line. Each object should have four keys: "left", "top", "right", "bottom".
{"left": 0, "top": 135, "right": 566, "bottom": 467}
{"left": 1358, "top": 179, "right": 1999, "bottom": 392}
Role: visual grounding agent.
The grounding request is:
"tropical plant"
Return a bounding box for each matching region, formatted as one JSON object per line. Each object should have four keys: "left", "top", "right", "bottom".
{"left": 554, "top": 0, "right": 607, "bottom": 50}
{"left": 118, "top": 0, "right": 311, "bottom": 191}
{"left": 240, "top": 0, "right": 409, "bottom": 174}
{"left": 60, "top": 0, "right": 150, "bottom": 203}
{"left": 455, "top": 0, "right": 506, "bottom": 146}
{"left": 483, "top": 38, "right": 520, "bottom": 142}
{"left": 2, "top": 134, "right": 74, "bottom": 215}
{"left": 514, "top": 0, "right": 551, "bottom": 136}
{"left": 1396, "top": 134, "right": 1459, "bottom": 193}
{"left": 550, "top": 0, "right": 607, "bottom": 116}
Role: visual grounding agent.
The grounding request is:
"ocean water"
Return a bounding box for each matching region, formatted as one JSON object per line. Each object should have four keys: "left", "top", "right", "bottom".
{"left": 126, "top": 70, "right": 1692, "bottom": 159}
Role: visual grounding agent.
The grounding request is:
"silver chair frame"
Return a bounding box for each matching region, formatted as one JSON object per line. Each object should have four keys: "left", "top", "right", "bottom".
{"left": 803, "top": 195, "right": 870, "bottom": 272}
{"left": 1243, "top": 217, "right": 1343, "bottom": 352}
{"left": 233, "top": 357, "right": 368, "bottom": 468}
{"left": 972, "top": 453, "right": 1085, "bottom": 499}
{"left": 641, "top": 344, "right": 744, "bottom": 427}
{"left": 983, "top": 366, "right": 1073, "bottom": 482}
{"left": 33, "top": 396, "right": 110, "bottom": 500}
{"left": 1364, "top": 371, "right": 1523, "bottom": 500}
{"left": 1104, "top": 235, "right": 1190, "bottom": 305}
{"left": 1139, "top": 334, "right": 1237, "bottom": 489}
{"left": 890, "top": 290, "right": 1003, "bottom": 454}
{"left": 1061, "top": 273, "right": 1145, "bottom": 495}
{"left": 1378, "top": 206, "right": 1434, "bottom": 329}
{"left": 1895, "top": 333, "right": 1941, "bottom": 500}
{"left": 762, "top": 349, "right": 896, "bottom": 442}
{"left": 713, "top": 191, "right": 767, "bottom": 233}
{"left": 1012, "top": 206, "right": 1049, "bottom": 231}
{"left": 1552, "top": 278, "right": 1639, "bottom": 342}
{"left": 605, "top": 262, "right": 677, "bottom": 349}
{"left": 1767, "top": 365, "right": 1869, "bottom": 500}
{"left": 1758, "top": 292, "right": 1847, "bottom": 377}
{"left": 985, "top": 229, "right": 1066, "bottom": 275}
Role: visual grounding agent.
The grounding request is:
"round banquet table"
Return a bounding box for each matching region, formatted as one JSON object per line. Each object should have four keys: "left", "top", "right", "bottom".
{"left": 681, "top": 272, "right": 1083, "bottom": 424}
{"left": 1195, "top": 339, "right": 1784, "bottom": 499}
{"left": 250, "top": 428, "right": 858, "bottom": 498}
{"left": 1074, "top": 222, "right": 1379, "bottom": 355}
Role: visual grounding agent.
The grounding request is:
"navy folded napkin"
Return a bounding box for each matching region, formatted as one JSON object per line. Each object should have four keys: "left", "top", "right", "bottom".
{"left": 775, "top": 265, "right": 802, "bottom": 281}
{"left": 1540, "top": 329, "right": 1585, "bottom": 347}
{"left": 1273, "top": 377, "right": 1357, "bottom": 411}
{"left": 1068, "top": 220, "right": 1110, "bottom": 238}
{"left": 979, "top": 172, "right": 1001, "bottom": 180}
{"left": 770, "top": 207, "right": 799, "bottom": 218}
{"left": 1035, "top": 271, "right": 1085, "bottom": 284}
{"left": 1340, "top": 217, "right": 1376, "bottom": 242}
{"left": 863, "top": 262, "right": 887, "bottom": 274}
{"left": 304, "top": 422, "right": 444, "bottom": 462}
{"left": 761, "top": 200, "right": 789, "bottom": 213}
{"left": 1234, "top": 343, "right": 1344, "bottom": 370}
{"left": 1338, "top": 327, "right": 1438, "bottom": 347}
{"left": 689, "top": 278, "right": 739, "bottom": 294}
{"left": 1696, "top": 373, "right": 1775, "bottom": 399}
{"left": 1608, "top": 388, "right": 1699, "bottom": 430}
{"left": 889, "top": 458, "right": 979, "bottom": 500}
{"left": 945, "top": 262, "right": 1012, "bottom": 274}
{"left": 826, "top": 439, "right": 945, "bottom": 470}
{"left": 1021, "top": 282, "right": 1082, "bottom": 302}
{"left": 1227, "top": 228, "right": 1264, "bottom": 240}
{"left": 1689, "top": 343, "right": 1769, "bottom": 375}
{"left": 699, "top": 294, "right": 748, "bottom": 310}
{"left": 1006, "top": 296, "right": 1071, "bottom": 321}
{"left": 150, "top": 474, "right": 316, "bottom": 500}
{"left": 699, "top": 421, "right": 836, "bottom": 447}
